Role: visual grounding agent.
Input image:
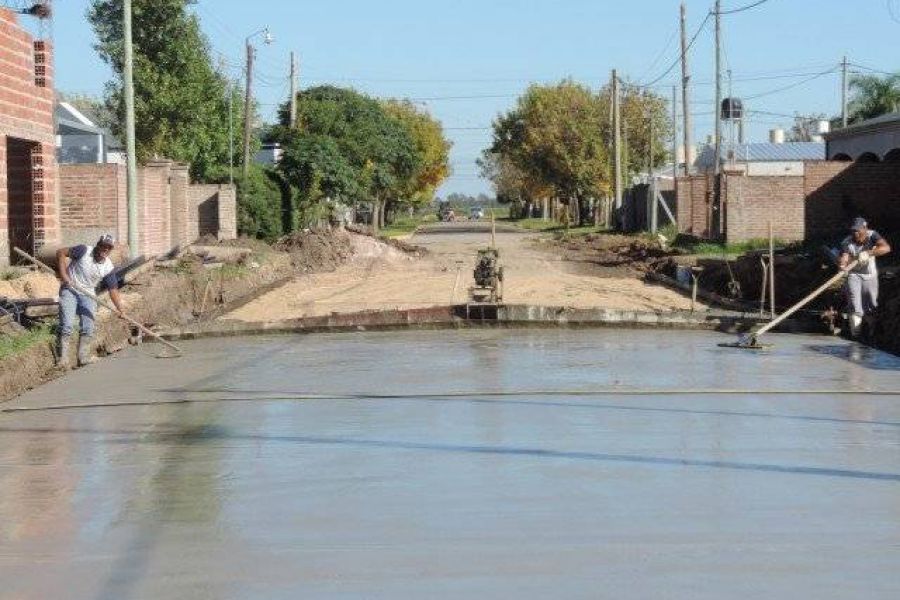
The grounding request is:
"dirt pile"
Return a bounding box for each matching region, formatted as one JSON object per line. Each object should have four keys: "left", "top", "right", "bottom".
{"left": 545, "top": 234, "right": 676, "bottom": 276}
{"left": 0, "top": 271, "right": 59, "bottom": 300}
{"left": 274, "top": 229, "right": 354, "bottom": 273}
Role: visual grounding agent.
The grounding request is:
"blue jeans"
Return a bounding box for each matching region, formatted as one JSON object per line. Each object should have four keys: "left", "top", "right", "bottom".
{"left": 59, "top": 286, "right": 97, "bottom": 337}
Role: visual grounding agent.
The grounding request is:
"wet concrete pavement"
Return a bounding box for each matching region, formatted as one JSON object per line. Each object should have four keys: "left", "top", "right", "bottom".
{"left": 2, "top": 329, "right": 900, "bottom": 598}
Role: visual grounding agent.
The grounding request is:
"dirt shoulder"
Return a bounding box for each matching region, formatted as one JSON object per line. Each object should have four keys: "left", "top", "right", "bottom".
{"left": 223, "top": 226, "right": 701, "bottom": 323}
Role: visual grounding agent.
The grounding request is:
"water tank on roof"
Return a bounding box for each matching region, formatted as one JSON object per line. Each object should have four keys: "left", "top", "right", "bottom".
{"left": 721, "top": 97, "right": 743, "bottom": 120}
{"left": 769, "top": 128, "right": 786, "bottom": 144}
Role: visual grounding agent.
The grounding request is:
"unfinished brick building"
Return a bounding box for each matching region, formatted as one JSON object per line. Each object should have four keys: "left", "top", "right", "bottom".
{"left": 0, "top": 7, "right": 57, "bottom": 266}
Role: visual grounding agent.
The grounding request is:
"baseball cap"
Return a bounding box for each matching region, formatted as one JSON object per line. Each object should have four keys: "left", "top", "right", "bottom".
{"left": 849, "top": 218, "right": 868, "bottom": 232}
{"left": 96, "top": 234, "right": 115, "bottom": 248}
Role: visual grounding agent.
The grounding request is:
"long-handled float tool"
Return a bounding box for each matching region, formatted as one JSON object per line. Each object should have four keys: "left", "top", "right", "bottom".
{"left": 719, "top": 260, "right": 857, "bottom": 350}
{"left": 14, "top": 247, "right": 183, "bottom": 359}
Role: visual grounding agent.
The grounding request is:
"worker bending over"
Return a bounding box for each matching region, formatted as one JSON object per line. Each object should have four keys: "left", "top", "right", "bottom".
{"left": 839, "top": 217, "right": 891, "bottom": 338}
{"left": 56, "top": 234, "right": 126, "bottom": 368}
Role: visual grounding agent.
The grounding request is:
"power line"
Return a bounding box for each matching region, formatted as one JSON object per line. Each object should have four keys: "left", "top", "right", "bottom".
{"left": 638, "top": 11, "right": 712, "bottom": 88}
{"left": 718, "top": 0, "right": 773, "bottom": 15}
{"left": 742, "top": 66, "right": 838, "bottom": 100}
{"left": 636, "top": 25, "right": 679, "bottom": 83}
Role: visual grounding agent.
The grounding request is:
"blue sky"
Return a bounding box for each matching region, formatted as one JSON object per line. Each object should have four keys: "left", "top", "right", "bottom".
{"left": 44, "top": 0, "right": 900, "bottom": 195}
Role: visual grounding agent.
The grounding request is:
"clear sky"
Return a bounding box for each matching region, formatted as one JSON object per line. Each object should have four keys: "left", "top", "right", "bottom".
{"left": 43, "top": 0, "right": 900, "bottom": 196}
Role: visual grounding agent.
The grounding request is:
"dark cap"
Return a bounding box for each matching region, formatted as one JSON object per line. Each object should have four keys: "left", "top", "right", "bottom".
{"left": 96, "top": 234, "right": 115, "bottom": 248}
{"left": 850, "top": 218, "right": 868, "bottom": 232}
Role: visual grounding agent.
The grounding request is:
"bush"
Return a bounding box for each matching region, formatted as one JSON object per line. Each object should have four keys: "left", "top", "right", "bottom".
{"left": 206, "top": 164, "right": 288, "bottom": 242}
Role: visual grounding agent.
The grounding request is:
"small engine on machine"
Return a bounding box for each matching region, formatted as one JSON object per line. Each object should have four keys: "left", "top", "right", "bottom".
{"left": 470, "top": 247, "right": 503, "bottom": 304}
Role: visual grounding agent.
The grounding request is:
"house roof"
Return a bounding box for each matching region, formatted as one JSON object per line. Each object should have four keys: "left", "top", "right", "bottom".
{"left": 694, "top": 142, "right": 825, "bottom": 168}
{"left": 824, "top": 112, "right": 900, "bottom": 140}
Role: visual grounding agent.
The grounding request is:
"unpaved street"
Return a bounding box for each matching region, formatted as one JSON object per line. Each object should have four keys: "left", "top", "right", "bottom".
{"left": 224, "top": 223, "right": 699, "bottom": 322}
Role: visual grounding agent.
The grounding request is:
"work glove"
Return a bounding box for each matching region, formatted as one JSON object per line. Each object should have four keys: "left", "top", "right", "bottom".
{"left": 858, "top": 251, "right": 871, "bottom": 266}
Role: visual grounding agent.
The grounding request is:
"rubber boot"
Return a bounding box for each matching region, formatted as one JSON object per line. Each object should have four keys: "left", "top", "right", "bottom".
{"left": 849, "top": 314, "right": 863, "bottom": 338}
{"left": 77, "top": 335, "right": 99, "bottom": 367}
{"left": 57, "top": 335, "right": 71, "bottom": 369}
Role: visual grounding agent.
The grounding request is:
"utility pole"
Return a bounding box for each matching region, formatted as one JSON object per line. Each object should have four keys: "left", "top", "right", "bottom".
{"left": 228, "top": 81, "right": 234, "bottom": 185}
{"left": 713, "top": 0, "right": 723, "bottom": 239}
{"left": 289, "top": 51, "right": 298, "bottom": 127}
{"left": 672, "top": 85, "right": 678, "bottom": 183}
{"left": 612, "top": 69, "right": 622, "bottom": 223}
{"left": 841, "top": 55, "right": 849, "bottom": 128}
{"left": 714, "top": 0, "right": 722, "bottom": 177}
{"left": 680, "top": 2, "right": 692, "bottom": 177}
{"left": 123, "top": 0, "right": 139, "bottom": 259}
{"left": 242, "top": 40, "right": 254, "bottom": 183}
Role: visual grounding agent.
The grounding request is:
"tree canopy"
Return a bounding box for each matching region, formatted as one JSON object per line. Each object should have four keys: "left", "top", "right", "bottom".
{"left": 848, "top": 73, "right": 900, "bottom": 123}
{"left": 88, "top": 0, "right": 240, "bottom": 180}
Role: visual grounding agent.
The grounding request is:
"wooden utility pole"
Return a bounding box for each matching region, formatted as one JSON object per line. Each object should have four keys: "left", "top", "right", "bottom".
{"left": 672, "top": 85, "right": 678, "bottom": 183}
{"left": 841, "top": 55, "right": 849, "bottom": 128}
{"left": 289, "top": 51, "right": 298, "bottom": 127}
{"left": 612, "top": 69, "right": 622, "bottom": 222}
{"left": 680, "top": 2, "right": 692, "bottom": 176}
{"left": 242, "top": 40, "right": 254, "bottom": 182}
{"left": 123, "top": 0, "right": 139, "bottom": 258}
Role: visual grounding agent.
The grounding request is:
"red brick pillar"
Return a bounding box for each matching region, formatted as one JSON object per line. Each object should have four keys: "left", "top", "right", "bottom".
{"left": 169, "top": 163, "right": 190, "bottom": 248}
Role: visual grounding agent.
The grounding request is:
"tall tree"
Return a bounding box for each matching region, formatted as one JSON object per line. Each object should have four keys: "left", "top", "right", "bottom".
{"left": 381, "top": 99, "right": 452, "bottom": 206}
{"left": 88, "top": 0, "right": 241, "bottom": 180}
{"left": 848, "top": 73, "right": 900, "bottom": 123}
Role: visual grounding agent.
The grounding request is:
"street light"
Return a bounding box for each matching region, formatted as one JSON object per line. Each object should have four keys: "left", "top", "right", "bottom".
{"left": 242, "top": 27, "right": 274, "bottom": 183}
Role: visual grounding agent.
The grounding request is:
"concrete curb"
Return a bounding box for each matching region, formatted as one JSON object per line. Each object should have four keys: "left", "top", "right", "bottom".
{"left": 158, "top": 304, "right": 820, "bottom": 341}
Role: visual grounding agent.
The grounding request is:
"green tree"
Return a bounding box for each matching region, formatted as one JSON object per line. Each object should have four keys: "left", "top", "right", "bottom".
{"left": 381, "top": 99, "right": 452, "bottom": 206}
{"left": 848, "top": 73, "right": 900, "bottom": 123}
{"left": 88, "top": 0, "right": 242, "bottom": 180}
{"left": 277, "top": 86, "right": 419, "bottom": 232}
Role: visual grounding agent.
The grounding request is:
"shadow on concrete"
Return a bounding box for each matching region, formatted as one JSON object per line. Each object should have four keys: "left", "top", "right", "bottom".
{"left": 806, "top": 344, "right": 900, "bottom": 371}
{"left": 3, "top": 425, "right": 900, "bottom": 483}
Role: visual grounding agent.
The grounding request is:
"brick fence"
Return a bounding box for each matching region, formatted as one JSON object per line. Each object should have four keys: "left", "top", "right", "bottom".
{"left": 0, "top": 8, "right": 57, "bottom": 266}
{"left": 676, "top": 160, "right": 900, "bottom": 243}
{"left": 59, "top": 161, "right": 236, "bottom": 256}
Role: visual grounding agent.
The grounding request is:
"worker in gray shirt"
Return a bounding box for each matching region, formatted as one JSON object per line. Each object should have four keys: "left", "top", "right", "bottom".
{"left": 839, "top": 217, "right": 891, "bottom": 337}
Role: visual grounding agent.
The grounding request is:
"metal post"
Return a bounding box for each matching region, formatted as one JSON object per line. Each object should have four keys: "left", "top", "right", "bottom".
{"left": 841, "top": 55, "right": 849, "bottom": 128}
{"left": 242, "top": 40, "right": 254, "bottom": 182}
{"left": 289, "top": 51, "right": 297, "bottom": 127}
{"left": 123, "top": 0, "right": 139, "bottom": 259}
{"left": 680, "top": 2, "right": 693, "bottom": 177}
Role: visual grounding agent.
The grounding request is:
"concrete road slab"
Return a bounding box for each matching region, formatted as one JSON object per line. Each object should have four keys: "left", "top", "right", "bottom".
{"left": 1, "top": 329, "right": 899, "bottom": 598}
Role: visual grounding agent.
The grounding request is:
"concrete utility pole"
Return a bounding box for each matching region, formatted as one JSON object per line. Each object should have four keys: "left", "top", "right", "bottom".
{"left": 228, "top": 81, "right": 234, "bottom": 185}
{"left": 612, "top": 69, "right": 622, "bottom": 219}
{"left": 289, "top": 51, "right": 297, "bottom": 127}
{"left": 713, "top": 0, "right": 723, "bottom": 239}
{"left": 714, "top": 0, "right": 722, "bottom": 177}
{"left": 672, "top": 85, "right": 678, "bottom": 183}
{"left": 841, "top": 55, "right": 849, "bottom": 128}
{"left": 680, "top": 2, "right": 692, "bottom": 177}
{"left": 123, "top": 0, "right": 139, "bottom": 259}
{"left": 242, "top": 40, "right": 254, "bottom": 183}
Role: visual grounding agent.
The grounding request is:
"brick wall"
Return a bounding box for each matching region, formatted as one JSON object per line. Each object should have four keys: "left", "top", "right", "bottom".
{"left": 675, "top": 174, "right": 715, "bottom": 238}
{"left": 59, "top": 162, "right": 237, "bottom": 255}
{"left": 805, "top": 161, "right": 900, "bottom": 240}
{"left": 724, "top": 173, "right": 805, "bottom": 243}
{"left": 0, "top": 8, "right": 58, "bottom": 265}
{"left": 58, "top": 163, "right": 125, "bottom": 246}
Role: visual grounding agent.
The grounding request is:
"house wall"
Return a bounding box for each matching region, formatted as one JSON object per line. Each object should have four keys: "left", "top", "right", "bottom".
{"left": 0, "top": 8, "right": 57, "bottom": 265}
{"left": 59, "top": 162, "right": 237, "bottom": 256}
{"left": 676, "top": 160, "right": 900, "bottom": 243}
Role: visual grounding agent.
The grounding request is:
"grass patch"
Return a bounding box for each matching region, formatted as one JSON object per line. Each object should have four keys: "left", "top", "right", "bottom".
{"left": 513, "top": 218, "right": 605, "bottom": 238}
{"left": 674, "top": 236, "right": 789, "bottom": 257}
{"left": 381, "top": 213, "right": 437, "bottom": 238}
{"left": 0, "top": 325, "right": 53, "bottom": 360}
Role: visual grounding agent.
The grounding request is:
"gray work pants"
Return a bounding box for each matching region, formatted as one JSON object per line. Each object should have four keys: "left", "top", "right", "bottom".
{"left": 846, "top": 273, "right": 878, "bottom": 316}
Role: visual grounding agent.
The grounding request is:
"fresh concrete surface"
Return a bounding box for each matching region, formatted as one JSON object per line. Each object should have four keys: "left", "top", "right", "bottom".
{"left": 2, "top": 329, "right": 900, "bottom": 598}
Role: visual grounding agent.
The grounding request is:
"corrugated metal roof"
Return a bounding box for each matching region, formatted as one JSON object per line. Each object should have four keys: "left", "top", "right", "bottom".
{"left": 695, "top": 142, "right": 825, "bottom": 168}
